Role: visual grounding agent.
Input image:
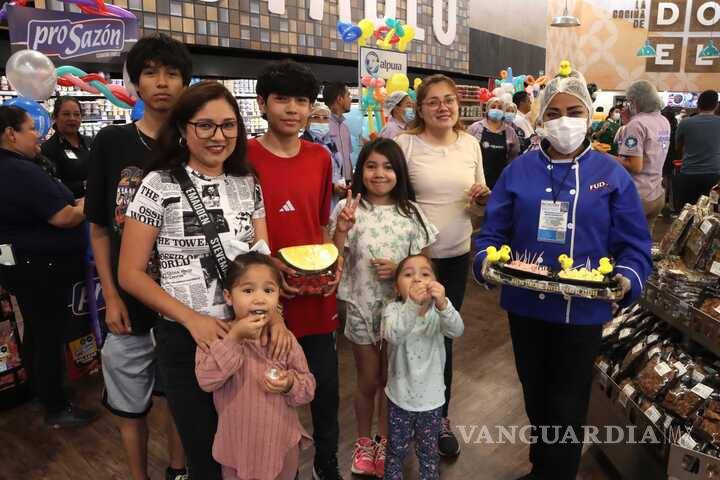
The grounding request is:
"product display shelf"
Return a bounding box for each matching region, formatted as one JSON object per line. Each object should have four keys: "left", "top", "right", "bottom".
{"left": 641, "top": 281, "right": 720, "bottom": 360}
{"left": 588, "top": 367, "right": 669, "bottom": 480}
{"left": 588, "top": 282, "right": 720, "bottom": 479}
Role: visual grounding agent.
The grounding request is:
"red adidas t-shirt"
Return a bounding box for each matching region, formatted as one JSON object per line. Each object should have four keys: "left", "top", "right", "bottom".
{"left": 248, "top": 138, "right": 338, "bottom": 338}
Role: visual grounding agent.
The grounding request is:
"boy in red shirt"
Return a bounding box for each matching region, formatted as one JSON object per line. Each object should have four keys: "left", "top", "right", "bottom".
{"left": 248, "top": 60, "right": 343, "bottom": 480}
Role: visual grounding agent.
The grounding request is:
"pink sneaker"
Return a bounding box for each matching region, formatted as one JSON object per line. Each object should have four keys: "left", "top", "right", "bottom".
{"left": 351, "top": 437, "right": 376, "bottom": 476}
{"left": 374, "top": 436, "right": 387, "bottom": 478}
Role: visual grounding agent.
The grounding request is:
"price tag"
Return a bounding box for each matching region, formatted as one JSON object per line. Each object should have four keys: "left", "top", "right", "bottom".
{"left": 692, "top": 370, "right": 707, "bottom": 383}
{"left": 648, "top": 334, "right": 660, "bottom": 344}
{"left": 691, "top": 383, "right": 714, "bottom": 399}
{"left": 701, "top": 220, "right": 713, "bottom": 235}
{"left": 644, "top": 405, "right": 662, "bottom": 424}
{"left": 620, "top": 384, "right": 636, "bottom": 407}
{"left": 619, "top": 328, "right": 633, "bottom": 340}
{"left": 647, "top": 346, "right": 662, "bottom": 359}
{"left": 597, "top": 361, "right": 609, "bottom": 373}
{"left": 632, "top": 343, "right": 644, "bottom": 355}
{"left": 679, "top": 433, "right": 698, "bottom": 450}
{"left": 674, "top": 362, "right": 688, "bottom": 377}
{"left": 654, "top": 362, "right": 673, "bottom": 377}
{"left": 711, "top": 261, "right": 720, "bottom": 277}
{"left": 664, "top": 416, "right": 674, "bottom": 430}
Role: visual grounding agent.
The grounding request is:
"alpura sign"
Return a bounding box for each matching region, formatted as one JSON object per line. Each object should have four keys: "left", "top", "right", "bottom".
{"left": 267, "top": 0, "right": 458, "bottom": 46}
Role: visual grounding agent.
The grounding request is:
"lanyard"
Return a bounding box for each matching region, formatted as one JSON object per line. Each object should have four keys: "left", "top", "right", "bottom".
{"left": 547, "top": 160, "right": 576, "bottom": 204}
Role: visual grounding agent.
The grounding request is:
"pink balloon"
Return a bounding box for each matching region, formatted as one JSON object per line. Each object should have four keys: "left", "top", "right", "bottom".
{"left": 361, "top": 75, "right": 373, "bottom": 87}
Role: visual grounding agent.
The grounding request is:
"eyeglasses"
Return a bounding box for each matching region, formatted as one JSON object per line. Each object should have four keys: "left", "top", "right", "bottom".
{"left": 422, "top": 95, "right": 457, "bottom": 110}
{"left": 187, "top": 120, "right": 239, "bottom": 139}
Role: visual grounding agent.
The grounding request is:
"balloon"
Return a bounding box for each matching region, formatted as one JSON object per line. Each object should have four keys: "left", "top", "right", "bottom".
{"left": 506, "top": 67, "right": 514, "bottom": 83}
{"left": 373, "top": 87, "right": 386, "bottom": 103}
{"left": 501, "top": 83, "right": 515, "bottom": 94}
{"left": 478, "top": 88, "right": 492, "bottom": 103}
{"left": 513, "top": 76, "right": 526, "bottom": 93}
{"left": 131, "top": 99, "right": 144, "bottom": 121}
{"left": 499, "top": 70, "right": 508, "bottom": 80}
{"left": 336, "top": 21, "right": 361, "bottom": 43}
{"left": 358, "top": 19, "right": 375, "bottom": 46}
{"left": 361, "top": 75, "right": 373, "bottom": 87}
{"left": 6, "top": 50, "right": 57, "bottom": 101}
{"left": 501, "top": 93, "right": 513, "bottom": 105}
{"left": 413, "top": 78, "right": 422, "bottom": 90}
{"left": 4, "top": 96, "right": 51, "bottom": 137}
{"left": 56, "top": 65, "right": 134, "bottom": 109}
{"left": 525, "top": 75, "right": 536, "bottom": 85}
{"left": 492, "top": 87, "right": 504, "bottom": 98}
{"left": 60, "top": 0, "right": 135, "bottom": 19}
{"left": 370, "top": 78, "right": 385, "bottom": 89}
{"left": 408, "top": 90, "right": 417, "bottom": 101}
{"left": 386, "top": 73, "right": 410, "bottom": 94}
{"left": 397, "top": 25, "right": 415, "bottom": 52}
{"left": 122, "top": 63, "right": 137, "bottom": 99}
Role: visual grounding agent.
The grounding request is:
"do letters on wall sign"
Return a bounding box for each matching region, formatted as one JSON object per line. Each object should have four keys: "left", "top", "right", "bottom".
{"left": 647, "top": 0, "right": 720, "bottom": 73}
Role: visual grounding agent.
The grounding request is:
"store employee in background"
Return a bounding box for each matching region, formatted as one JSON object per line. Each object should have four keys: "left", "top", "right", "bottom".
{"left": 324, "top": 82, "right": 353, "bottom": 201}
{"left": 41, "top": 96, "right": 92, "bottom": 198}
{"left": 474, "top": 73, "right": 652, "bottom": 480}
{"left": 0, "top": 105, "right": 96, "bottom": 428}
{"left": 379, "top": 91, "right": 414, "bottom": 139}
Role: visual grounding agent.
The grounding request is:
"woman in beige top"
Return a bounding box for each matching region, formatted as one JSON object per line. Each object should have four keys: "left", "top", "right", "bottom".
{"left": 394, "top": 74, "right": 490, "bottom": 457}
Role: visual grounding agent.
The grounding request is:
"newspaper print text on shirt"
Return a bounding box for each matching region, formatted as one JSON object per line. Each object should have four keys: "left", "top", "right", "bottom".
{"left": 126, "top": 166, "right": 265, "bottom": 321}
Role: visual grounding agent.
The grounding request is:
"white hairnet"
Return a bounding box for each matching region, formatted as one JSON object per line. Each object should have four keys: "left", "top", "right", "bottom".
{"left": 537, "top": 74, "right": 594, "bottom": 126}
{"left": 486, "top": 97, "right": 505, "bottom": 110}
{"left": 384, "top": 91, "right": 409, "bottom": 114}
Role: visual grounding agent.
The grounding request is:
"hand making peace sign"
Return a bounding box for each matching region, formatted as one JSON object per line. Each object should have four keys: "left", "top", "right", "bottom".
{"left": 335, "top": 190, "right": 362, "bottom": 234}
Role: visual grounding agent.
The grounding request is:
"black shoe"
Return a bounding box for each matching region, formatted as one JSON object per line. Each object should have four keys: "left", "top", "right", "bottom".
{"left": 312, "top": 454, "right": 343, "bottom": 480}
{"left": 165, "top": 467, "right": 189, "bottom": 480}
{"left": 438, "top": 417, "right": 461, "bottom": 457}
{"left": 45, "top": 403, "right": 97, "bottom": 428}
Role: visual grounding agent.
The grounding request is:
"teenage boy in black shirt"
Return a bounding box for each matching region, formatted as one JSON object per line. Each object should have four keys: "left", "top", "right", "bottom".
{"left": 84, "top": 34, "right": 191, "bottom": 480}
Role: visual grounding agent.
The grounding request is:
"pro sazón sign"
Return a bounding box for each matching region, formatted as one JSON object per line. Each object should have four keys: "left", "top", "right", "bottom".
{"left": 7, "top": 5, "right": 138, "bottom": 62}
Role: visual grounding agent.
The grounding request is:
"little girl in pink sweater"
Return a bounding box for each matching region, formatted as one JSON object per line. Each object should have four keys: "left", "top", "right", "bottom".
{"left": 195, "top": 252, "right": 316, "bottom": 480}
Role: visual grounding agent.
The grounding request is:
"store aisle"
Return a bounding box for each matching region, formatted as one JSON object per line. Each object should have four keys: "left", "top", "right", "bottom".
{"left": 0, "top": 276, "right": 620, "bottom": 479}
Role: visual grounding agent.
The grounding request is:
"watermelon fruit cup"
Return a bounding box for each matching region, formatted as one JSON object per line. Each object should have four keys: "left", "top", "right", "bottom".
{"left": 278, "top": 243, "right": 339, "bottom": 295}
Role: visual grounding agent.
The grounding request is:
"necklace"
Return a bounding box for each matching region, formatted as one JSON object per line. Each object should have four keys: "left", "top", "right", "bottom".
{"left": 135, "top": 123, "right": 152, "bottom": 151}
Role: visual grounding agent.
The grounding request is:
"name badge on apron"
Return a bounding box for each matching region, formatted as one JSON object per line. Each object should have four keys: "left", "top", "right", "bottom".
{"left": 537, "top": 200, "right": 569, "bottom": 244}
{"left": 65, "top": 149, "right": 78, "bottom": 160}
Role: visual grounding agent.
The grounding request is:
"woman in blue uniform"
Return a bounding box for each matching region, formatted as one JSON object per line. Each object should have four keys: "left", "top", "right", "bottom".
{"left": 474, "top": 74, "right": 652, "bottom": 480}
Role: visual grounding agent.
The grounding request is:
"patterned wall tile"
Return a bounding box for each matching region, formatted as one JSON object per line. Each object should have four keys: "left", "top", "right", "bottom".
{"left": 38, "top": 0, "right": 469, "bottom": 74}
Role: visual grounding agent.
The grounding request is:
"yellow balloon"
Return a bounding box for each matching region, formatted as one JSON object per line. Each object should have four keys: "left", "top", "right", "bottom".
{"left": 386, "top": 73, "right": 410, "bottom": 94}
{"left": 397, "top": 25, "right": 415, "bottom": 52}
{"left": 413, "top": 78, "right": 422, "bottom": 90}
{"left": 358, "top": 19, "right": 375, "bottom": 47}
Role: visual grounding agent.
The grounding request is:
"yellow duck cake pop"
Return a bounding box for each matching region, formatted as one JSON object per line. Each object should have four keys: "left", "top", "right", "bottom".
{"left": 499, "top": 245, "right": 511, "bottom": 263}
{"left": 485, "top": 246, "right": 500, "bottom": 263}
{"left": 598, "top": 257, "right": 613, "bottom": 276}
{"left": 558, "top": 60, "right": 572, "bottom": 78}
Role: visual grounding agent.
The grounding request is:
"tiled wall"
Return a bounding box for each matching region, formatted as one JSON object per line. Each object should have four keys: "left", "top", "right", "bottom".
{"left": 34, "top": 0, "right": 469, "bottom": 74}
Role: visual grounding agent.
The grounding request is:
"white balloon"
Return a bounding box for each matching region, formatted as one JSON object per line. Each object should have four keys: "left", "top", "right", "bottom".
{"left": 122, "top": 63, "right": 138, "bottom": 99}
{"left": 6, "top": 50, "right": 57, "bottom": 101}
{"left": 502, "top": 83, "right": 515, "bottom": 93}
{"left": 492, "top": 87, "right": 504, "bottom": 98}
{"left": 501, "top": 93, "right": 513, "bottom": 104}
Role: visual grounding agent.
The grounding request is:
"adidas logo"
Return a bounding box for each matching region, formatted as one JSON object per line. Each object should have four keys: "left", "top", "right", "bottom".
{"left": 279, "top": 200, "right": 296, "bottom": 213}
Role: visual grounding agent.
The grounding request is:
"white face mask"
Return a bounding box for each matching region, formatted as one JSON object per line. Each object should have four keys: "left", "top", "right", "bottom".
{"left": 538, "top": 117, "right": 588, "bottom": 155}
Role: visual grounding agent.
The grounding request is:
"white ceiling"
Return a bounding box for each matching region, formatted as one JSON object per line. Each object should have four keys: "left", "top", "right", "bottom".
{"left": 469, "top": 0, "right": 549, "bottom": 48}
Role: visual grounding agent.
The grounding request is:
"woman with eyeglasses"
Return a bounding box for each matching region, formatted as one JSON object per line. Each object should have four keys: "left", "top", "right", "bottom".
{"left": 41, "top": 96, "right": 92, "bottom": 198}
{"left": 118, "top": 81, "right": 290, "bottom": 474}
{"left": 394, "top": 74, "right": 490, "bottom": 458}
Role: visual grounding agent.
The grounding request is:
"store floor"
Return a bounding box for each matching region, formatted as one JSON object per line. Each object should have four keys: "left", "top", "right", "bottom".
{"left": 0, "top": 276, "right": 627, "bottom": 480}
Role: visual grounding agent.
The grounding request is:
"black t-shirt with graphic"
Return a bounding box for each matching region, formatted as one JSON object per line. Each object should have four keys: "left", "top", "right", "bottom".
{"left": 84, "top": 123, "right": 159, "bottom": 335}
{"left": 480, "top": 128, "right": 508, "bottom": 189}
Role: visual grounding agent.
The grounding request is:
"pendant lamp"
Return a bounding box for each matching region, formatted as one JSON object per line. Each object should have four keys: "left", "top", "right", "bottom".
{"left": 699, "top": 39, "right": 720, "bottom": 60}
{"left": 636, "top": 40, "right": 657, "bottom": 58}
{"left": 551, "top": 0, "right": 581, "bottom": 27}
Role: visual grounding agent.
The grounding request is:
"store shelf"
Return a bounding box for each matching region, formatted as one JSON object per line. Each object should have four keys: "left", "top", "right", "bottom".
{"left": 588, "top": 368, "right": 668, "bottom": 480}
{"left": 460, "top": 116, "right": 483, "bottom": 122}
{"left": 640, "top": 280, "right": 720, "bottom": 358}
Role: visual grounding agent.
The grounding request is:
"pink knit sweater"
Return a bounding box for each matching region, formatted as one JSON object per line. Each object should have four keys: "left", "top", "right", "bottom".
{"left": 195, "top": 336, "right": 315, "bottom": 479}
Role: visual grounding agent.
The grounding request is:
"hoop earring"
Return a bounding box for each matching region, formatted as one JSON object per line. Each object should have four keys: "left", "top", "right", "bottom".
{"left": 178, "top": 136, "right": 186, "bottom": 147}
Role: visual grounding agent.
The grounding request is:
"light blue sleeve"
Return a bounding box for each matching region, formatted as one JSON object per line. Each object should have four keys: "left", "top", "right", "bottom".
{"left": 383, "top": 301, "right": 422, "bottom": 345}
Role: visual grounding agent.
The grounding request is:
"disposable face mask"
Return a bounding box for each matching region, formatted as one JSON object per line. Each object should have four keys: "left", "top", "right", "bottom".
{"left": 308, "top": 123, "right": 329, "bottom": 137}
{"left": 504, "top": 113, "right": 516, "bottom": 122}
{"left": 403, "top": 108, "right": 416, "bottom": 123}
{"left": 538, "top": 117, "right": 588, "bottom": 155}
{"left": 488, "top": 108, "right": 504, "bottom": 122}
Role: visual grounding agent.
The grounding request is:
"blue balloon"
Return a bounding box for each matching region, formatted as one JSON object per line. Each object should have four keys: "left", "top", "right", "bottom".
{"left": 131, "top": 99, "right": 144, "bottom": 121}
{"left": 4, "top": 96, "right": 51, "bottom": 138}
